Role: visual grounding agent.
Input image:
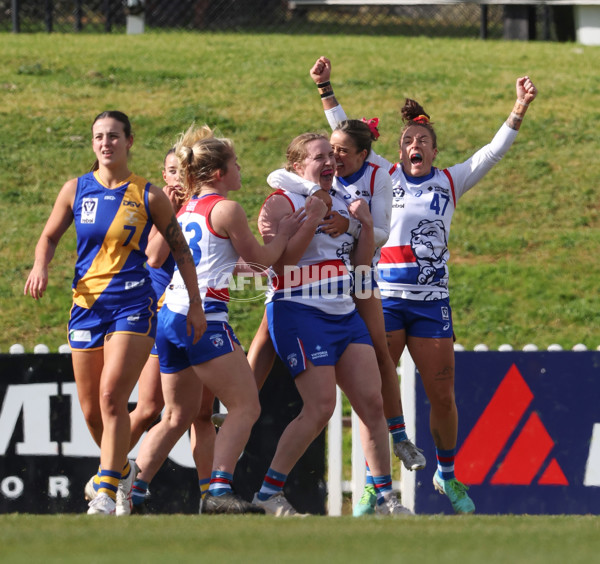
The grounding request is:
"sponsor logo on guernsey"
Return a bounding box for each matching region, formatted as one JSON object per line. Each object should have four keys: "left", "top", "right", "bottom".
{"left": 287, "top": 353, "right": 298, "bottom": 368}
{"left": 69, "top": 330, "right": 91, "bottom": 342}
{"left": 127, "top": 314, "right": 141, "bottom": 323}
{"left": 125, "top": 279, "right": 145, "bottom": 290}
{"left": 81, "top": 198, "right": 98, "bottom": 224}
{"left": 210, "top": 334, "right": 224, "bottom": 348}
{"left": 428, "top": 185, "right": 450, "bottom": 195}
{"left": 393, "top": 186, "right": 405, "bottom": 200}
{"left": 122, "top": 200, "right": 141, "bottom": 208}
{"left": 104, "top": 195, "right": 116, "bottom": 200}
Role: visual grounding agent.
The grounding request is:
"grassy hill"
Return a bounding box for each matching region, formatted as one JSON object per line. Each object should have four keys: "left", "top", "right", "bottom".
{"left": 1, "top": 32, "right": 599, "bottom": 352}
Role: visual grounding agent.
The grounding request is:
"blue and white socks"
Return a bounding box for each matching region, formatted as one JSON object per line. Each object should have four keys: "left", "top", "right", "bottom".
{"left": 208, "top": 470, "right": 234, "bottom": 496}
{"left": 256, "top": 468, "right": 287, "bottom": 501}
{"left": 387, "top": 415, "right": 408, "bottom": 444}
{"left": 436, "top": 447, "right": 456, "bottom": 481}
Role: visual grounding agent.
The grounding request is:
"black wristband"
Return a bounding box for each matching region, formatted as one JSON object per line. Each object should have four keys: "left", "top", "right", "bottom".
{"left": 317, "top": 81, "right": 331, "bottom": 89}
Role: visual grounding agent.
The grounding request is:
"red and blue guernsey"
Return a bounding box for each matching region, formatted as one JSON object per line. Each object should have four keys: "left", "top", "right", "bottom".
{"left": 163, "top": 194, "right": 239, "bottom": 322}
{"left": 324, "top": 104, "right": 518, "bottom": 302}
{"left": 375, "top": 121, "right": 517, "bottom": 302}
{"left": 377, "top": 165, "right": 456, "bottom": 301}
{"left": 263, "top": 190, "right": 355, "bottom": 316}
{"left": 72, "top": 171, "right": 154, "bottom": 309}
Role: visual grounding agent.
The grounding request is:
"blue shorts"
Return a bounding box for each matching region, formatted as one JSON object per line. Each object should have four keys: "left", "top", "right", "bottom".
{"left": 68, "top": 297, "right": 157, "bottom": 350}
{"left": 381, "top": 296, "right": 453, "bottom": 339}
{"left": 267, "top": 301, "right": 372, "bottom": 378}
{"left": 157, "top": 307, "right": 240, "bottom": 374}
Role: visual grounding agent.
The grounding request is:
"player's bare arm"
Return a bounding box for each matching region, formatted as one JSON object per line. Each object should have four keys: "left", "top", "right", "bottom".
{"left": 24, "top": 178, "right": 76, "bottom": 300}
{"left": 506, "top": 76, "right": 537, "bottom": 131}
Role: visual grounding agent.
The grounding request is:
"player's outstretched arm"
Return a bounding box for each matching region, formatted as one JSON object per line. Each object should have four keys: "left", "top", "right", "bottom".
{"left": 310, "top": 56, "right": 341, "bottom": 112}
{"left": 506, "top": 76, "right": 537, "bottom": 131}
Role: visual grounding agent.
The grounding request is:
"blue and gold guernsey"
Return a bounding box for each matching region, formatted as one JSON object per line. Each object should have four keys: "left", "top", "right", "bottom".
{"left": 72, "top": 171, "right": 155, "bottom": 308}
{"left": 148, "top": 254, "right": 176, "bottom": 310}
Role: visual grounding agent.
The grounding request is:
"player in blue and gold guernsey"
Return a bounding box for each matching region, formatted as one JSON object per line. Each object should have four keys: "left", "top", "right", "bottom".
{"left": 25, "top": 111, "right": 206, "bottom": 516}
{"left": 85, "top": 148, "right": 216, "bottom": 514}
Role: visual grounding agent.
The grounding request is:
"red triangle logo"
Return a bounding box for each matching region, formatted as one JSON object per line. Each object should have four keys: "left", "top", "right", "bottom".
{"left": 455, "top": 364, "right": 532, "bottom": 485}
{"left": 490, "top": 412, "right": 554, "bottom": 485}
{"left": 456, "top": 364, "right": 568, "bottom": 486}
{"left": 538, "top": 459, "right": 569, "bottom": 486}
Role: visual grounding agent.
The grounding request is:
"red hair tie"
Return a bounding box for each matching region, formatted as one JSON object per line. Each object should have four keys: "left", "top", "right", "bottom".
{"left": 361, "top": 117, "right": 380, "bottom": 140}
{"left": 412, "top": 114, "right": 429, "bottom": 124}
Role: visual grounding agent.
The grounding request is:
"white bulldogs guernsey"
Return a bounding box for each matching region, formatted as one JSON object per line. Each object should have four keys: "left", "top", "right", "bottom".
{"left": 324, "top": 105, "right": 518, "bottom": 301}
{"left": 267, "top": 163, "right": 392, "bottom": 253}
{"left": 374, "top": 123, "right": 518, "bottom": 301}
{"left": 263, "top": 189, "right": 356, "bottom": 316}
{"left": 163, "top": 194, "right": 239, "bottom": 322}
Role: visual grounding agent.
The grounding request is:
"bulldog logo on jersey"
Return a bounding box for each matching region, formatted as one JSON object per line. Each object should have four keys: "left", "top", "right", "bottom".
{"left": 410, "top": 219, "right": 449, "bottom": 286}
{"left": 336, "top": 241, "right": 353, "bottom": 260}
{"left": 287, "top": 353, "right": 298, "bottom": 368}
{"left": 81, "top": 198, "right": 98, "bottom": 224}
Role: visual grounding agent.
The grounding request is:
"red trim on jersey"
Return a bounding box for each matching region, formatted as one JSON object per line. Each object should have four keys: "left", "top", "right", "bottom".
{"left": 379, "top": 245, "right": 416, "bottom": 265}
{"left": 442, "top": 169, "right": 457, "bottom": 208}
{"left": 206, "top": 287, "right": 230, "bottom": 302}
{"left": 388, "top": 163, "right": 399, "bottom": 175}
{"left": 260, "top": 189, "right": 296, "bottom": 214}
{"left": 367, "top": 162, "right": 380, "bottom": 196}
{"left": 179, "top": 194, "right": 228, "bottom": 239}
{"left": 271, "top": 259, "right": 348, "bottom": 290}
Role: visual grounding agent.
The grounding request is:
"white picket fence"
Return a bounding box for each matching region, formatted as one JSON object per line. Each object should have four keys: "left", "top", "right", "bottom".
{"left": 6, "top": 341, "right": 596, "bottom": 355}
{"left": 326, "top": 349, "right": 417, "bottom": 515}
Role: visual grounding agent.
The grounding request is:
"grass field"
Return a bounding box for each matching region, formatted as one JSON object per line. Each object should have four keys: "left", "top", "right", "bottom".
{"left": 1, "top": 32, "right": 599, "bottom": 353}
{"left": 1, "top": 513, "right": 599, "bottom": 563}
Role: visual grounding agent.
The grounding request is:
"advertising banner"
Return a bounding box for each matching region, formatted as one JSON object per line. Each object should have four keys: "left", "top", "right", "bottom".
{"left": 414, "top": 351, "right": 600, "bottom": 514}
{"left": 0, "top": 354, "right": 325, "bottom": 514}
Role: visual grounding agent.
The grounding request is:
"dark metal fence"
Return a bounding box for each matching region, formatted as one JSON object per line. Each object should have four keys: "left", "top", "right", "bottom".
{"left": 0, "top": 0, "right": 574, "bottom": 41}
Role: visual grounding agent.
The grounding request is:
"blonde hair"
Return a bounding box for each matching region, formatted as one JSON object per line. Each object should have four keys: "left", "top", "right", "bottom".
{"left": 285, "top": 132, "right": 329, "bottom": 173}
{"left": 174, "top": 124, "right": 235, "bottom": 199}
